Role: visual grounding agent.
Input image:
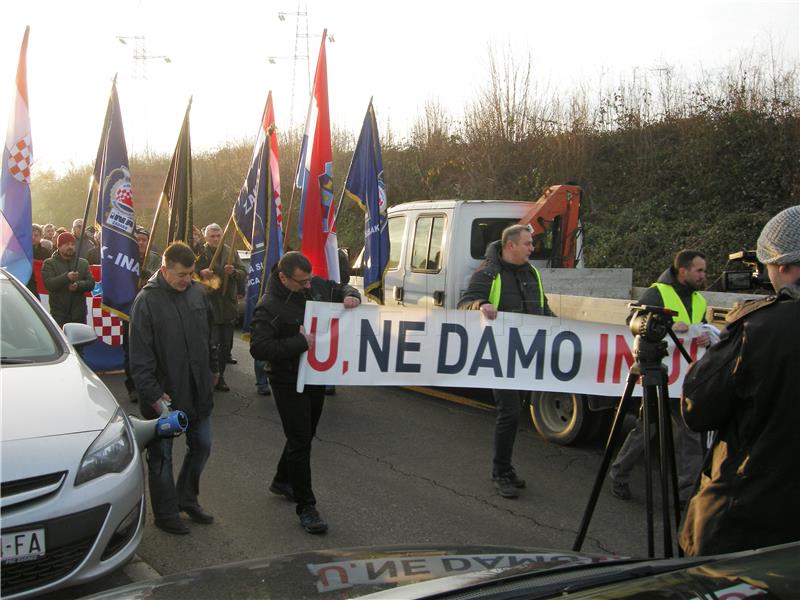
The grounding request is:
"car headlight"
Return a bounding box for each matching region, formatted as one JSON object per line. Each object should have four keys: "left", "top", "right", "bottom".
{"left": 75, "top": 408, "right": 135, "bottom": 486}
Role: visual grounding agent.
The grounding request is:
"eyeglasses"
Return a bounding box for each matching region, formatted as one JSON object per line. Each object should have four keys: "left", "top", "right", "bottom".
{"left": 287, "top": 274, "right": 313, "bottom": 286}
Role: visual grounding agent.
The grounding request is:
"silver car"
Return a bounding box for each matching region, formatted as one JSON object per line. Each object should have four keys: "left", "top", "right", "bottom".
{"left": 0, "top": 268, "right": 145, "bottom": 598}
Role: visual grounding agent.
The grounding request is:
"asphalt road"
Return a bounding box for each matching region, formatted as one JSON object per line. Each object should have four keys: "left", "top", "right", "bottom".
{"left": 53, "top": 335, "right": 668, "bottom": 598}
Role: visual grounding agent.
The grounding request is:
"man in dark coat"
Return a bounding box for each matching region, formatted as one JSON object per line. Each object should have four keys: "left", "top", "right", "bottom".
{"left": 250, "top": 251, "right": 360, "bottom": 534}
{"left": 130, "top": 242, "right": 220, "bottom": 535}
{"left": 41, "top": 232, "right": 96, "bottom": 327}
{"left": 195, "top": 223, "right": 246, "bottom": 392}
{"left": 680, "top": 205, "right": 800, "bottom": 556}
{"left": 458, "top": 224, "right": 551, "bottom": 499}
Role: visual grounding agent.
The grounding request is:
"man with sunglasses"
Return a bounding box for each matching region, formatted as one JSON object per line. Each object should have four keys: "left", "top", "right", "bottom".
{"left": 249, "top": 251, "right": 360, "bottom": 534}
{"left": 458, "top": 223, "right": 552, "bottom": 499}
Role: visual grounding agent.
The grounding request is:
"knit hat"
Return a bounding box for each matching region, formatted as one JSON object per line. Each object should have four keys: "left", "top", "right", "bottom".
{"left": 57, "top": 232, "right": 76, "bottom": 247}
{"left": 756, "top": 205, "right": 800, "bottom": 265}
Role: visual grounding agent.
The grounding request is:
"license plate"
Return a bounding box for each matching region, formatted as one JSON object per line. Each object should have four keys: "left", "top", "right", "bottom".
{"left": 1, "top": 529, "right": 46, "bottom": 563}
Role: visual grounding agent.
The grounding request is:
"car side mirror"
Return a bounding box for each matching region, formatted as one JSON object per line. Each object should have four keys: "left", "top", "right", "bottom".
{"left": 63, "top": 323, "right": 98, "bottom": 348}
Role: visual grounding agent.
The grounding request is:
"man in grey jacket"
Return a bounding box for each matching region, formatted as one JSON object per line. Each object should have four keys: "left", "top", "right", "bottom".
{"left": 130, "top": 242, "right": 219, "bottom": 535}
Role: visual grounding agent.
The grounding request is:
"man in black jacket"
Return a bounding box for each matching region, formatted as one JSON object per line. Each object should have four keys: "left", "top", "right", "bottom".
{"left": 458, "top": 224, "right": 551, "bottom": 499}
{"left": 250, "top": 251, "right": 360, "bottom": 534}
{"left": 130, "top": 242, "right": 219, "bottom": 535}
{"left": 41, "top": 232, "right": 96, "bottom": 327}
{"left": 680, "top": 205, "right": 800, "bottom": 556}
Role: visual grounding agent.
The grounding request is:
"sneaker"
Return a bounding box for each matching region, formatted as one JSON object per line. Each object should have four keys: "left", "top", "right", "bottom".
{"left": 492, "top": 476, "right": 520, "bottom": 499}
{"left": 214, "top": 378, "right": 230, "bottom": 392}
{"left": 154, "top": 516, "right": 189, "bottom": 535}
{"left": 298, "top": 506, "right": 328, "bottom": 534}
{"left": 611, "top": 480, "right": 632, "bottom": 500}
{"left": 257, "top": 385, "right": 271, "bottom": 396}
{"left": 269, "top": 480, "right": 295, "bottom": 502}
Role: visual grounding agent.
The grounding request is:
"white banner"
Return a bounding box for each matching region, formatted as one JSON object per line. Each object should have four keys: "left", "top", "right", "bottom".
{"left": 298, "top": 302, "right": 708, "bottom": 397}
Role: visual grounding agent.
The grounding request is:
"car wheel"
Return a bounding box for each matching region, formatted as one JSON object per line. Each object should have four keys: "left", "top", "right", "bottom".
{"left": 529, "top": 391, "right": 589, "bottom": 446}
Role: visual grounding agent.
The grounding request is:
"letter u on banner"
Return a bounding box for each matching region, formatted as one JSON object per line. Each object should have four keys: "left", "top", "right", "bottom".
{"left": 307, "top": 317, "right": 339, "bottom": 371}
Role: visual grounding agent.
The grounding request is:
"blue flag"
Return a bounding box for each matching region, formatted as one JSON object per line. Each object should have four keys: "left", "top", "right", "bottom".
{"left": 233, "top": 92, "right": 283, "bottom": 332}
{"left": 344, "top": 101, "right": 388, "bottom": 303}
{"left": 0, "top": 27, "right": 33, "bottom": 283}
{"left": 95, "top": 82, "right": 139, "bottom": 319}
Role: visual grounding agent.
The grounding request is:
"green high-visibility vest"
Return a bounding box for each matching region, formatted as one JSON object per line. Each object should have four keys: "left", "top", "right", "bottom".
{"left": 488, "top": 265, "right": 544, "bottom": 310}
{"left": 651, "top": 282, "right": 707, "bottom": 324}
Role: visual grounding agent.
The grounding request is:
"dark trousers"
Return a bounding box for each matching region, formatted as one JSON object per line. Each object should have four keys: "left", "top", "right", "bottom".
{"left": 213, "top": 324, "right": 234, "bottom": 378}
{"left": 122, "top": 320, "right": 134, "bottom": 393}
{"left": 146, "top": 416, "right": 212, "bottom": 520}
{"left": 271, "top": 381, "right": 325, "bottom": 512}
{"left": 492, "top": 389, "right": 525, "bottom": 476}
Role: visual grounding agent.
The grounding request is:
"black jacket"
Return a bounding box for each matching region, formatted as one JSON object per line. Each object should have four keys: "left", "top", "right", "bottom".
{"left": 249, "top": 271, "right": 360, "bottom": 384}
{"left": 129, "top": 273, "right": 219, "bottom": 420}
{"left": 457, "top": 240, "right": 551, "bottom": 316}
{"left": 679, "top": 280, "right": 800, "bottom": 556}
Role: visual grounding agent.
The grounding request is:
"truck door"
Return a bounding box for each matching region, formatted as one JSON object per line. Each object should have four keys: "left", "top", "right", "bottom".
{"left": 400, "top": 213, "right": 447, "bottom": 308}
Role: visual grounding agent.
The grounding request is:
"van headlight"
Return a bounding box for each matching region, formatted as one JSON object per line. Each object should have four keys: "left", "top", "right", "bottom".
{"left": 75, "top": 409, "right": 135, "bottom": 485}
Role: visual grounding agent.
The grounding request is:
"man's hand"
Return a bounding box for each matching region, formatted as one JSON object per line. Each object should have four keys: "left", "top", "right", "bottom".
{"left": 672, "top": 322, "right": 689, "bottom": 334}
{"left": 696, "top": 332, "right": 711, "bottom": 348}
{"left": 199, "top": 268, "right": 213, "bottom": 280}
{"left": 480, "top": 303, "right": 498, "bottom": 320}
{"left": 67, "top": 271, "right": 79, "bottom": 282}
{"left": 343, "top": 296, "right": 360, "bottom": 309}
{"left": 68, "top": 282, "right": 78, "bottom": 292}
{"left": 299, "top": 325, "right": 314, "bottom": 349}
{"left": 223, "top": 263, "right": 234, "bottom": 275}
{"left": 152, "top": 393, "right": 172, "bottom": 418}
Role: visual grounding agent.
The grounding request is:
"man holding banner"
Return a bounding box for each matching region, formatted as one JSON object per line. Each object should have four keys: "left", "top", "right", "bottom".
{"left": 250, "top": 251, "right": 359, "bottom": 534}
{"left": 458, "top": 224, "right": 551, "bottom": 499}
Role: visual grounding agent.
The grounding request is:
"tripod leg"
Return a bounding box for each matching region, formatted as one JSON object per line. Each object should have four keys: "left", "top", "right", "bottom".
{"left": 641, "top": 384, "right": 655, "bottom": 558}
{"left": 572, "top": 369, "right": 639, "bottom": 552}
{"left": 657, "top": 381, "right": 684, "bottom": 558}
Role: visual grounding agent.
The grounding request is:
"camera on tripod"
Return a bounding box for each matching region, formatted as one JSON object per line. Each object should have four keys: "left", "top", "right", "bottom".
{"left": 628, "top": 303, "right": 678, "bottom": 343}
{"left": 721, "top": 250, "right": 771, "bottom": 292}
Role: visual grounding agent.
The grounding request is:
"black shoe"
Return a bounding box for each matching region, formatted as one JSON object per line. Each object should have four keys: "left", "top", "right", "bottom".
{"left": 215, "top": 379, "right": 230, "bottom": 392}
{"left": 611, "top": 480, "right": 632, "bottom": 501}
{"left": 269, "top": 480, "right": 295, "bottom": 502}
{"left": 257, "top": 385, "right": 271, "bottom": 396}
{"left": 227, "top": 357, "right": 237, "bottom": 364}
{"left": 179, "top": 504, "right": 214, "bottom": 524}
{"left": 154, "top": 516, "right": 189, "bottom": 535}
{"left": 298, "top": 506, "right": 328, "bottom": 534}
{"left": 505, "top": 468, "right": 526, "bottom": 488}
{"left": 492, "top": 476, "right": 519, "bottom": 499}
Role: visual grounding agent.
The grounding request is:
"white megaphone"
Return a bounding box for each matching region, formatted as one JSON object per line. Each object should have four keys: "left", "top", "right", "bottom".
{"left": 128, "top": 410, "right": 189, "bottom": 450}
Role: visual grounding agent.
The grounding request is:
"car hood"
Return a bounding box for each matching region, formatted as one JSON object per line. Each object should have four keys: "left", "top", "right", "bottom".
{"left": 84, "top": 544, "right": 614, "bottom": 600}
{"left": 1, "top": 354, "right": 118, "bottom": 441}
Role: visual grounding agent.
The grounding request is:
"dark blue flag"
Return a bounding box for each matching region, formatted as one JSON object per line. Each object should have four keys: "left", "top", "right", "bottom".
{"left": 233, "top": 92, "right": 283, "bottom": 332}
{"left": 344, "top": 101, "right": 388, "bottom": 303}
{"left": 94, "top": 82, "right": 139, "bottom": 318}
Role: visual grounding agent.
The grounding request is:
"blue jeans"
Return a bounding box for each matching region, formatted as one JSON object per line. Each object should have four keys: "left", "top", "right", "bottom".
{"left": 492, "top": 389, "right": 524, "bottom": 476}
{"left": 146, "top": 416, "right": 212, "bottom": 520}
{"left": 254, "top": 359, "right": 269, "bottom": 387}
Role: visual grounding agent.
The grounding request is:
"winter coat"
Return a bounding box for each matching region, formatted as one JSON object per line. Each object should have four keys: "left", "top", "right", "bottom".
{"left": 129, "top": 273, "right": 219, "bottom": 421}
{"left": 679, "top": 280, "right": 800, "bottom": 556}
{"left": 249, "top": 271, "right": 360, "bottom": 384}
{"left": 41, "top": 251, "right": 96, "bottom": 326}
{"left": 457, "top": 239, "right": 551, "bottom": 316}
{"left": 195, "top": 243, "right": 247, "bottom": 325}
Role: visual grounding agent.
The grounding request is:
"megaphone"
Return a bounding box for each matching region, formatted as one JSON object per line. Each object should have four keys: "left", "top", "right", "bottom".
{"left": 128, "top": 410, "right": 189, "bottom": 450}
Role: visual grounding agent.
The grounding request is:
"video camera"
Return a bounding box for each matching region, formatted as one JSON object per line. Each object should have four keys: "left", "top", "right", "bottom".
{"left": 722, "top": 250, "right": 771, "bottom": 292}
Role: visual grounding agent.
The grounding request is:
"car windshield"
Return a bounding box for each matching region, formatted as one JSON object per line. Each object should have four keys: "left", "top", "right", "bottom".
{"left": 0, "top": 279, "right": 62, "bottom": 363}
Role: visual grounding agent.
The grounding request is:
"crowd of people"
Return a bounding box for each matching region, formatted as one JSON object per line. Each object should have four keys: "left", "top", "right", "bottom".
{"left": 20, "top": 206, "right": 800, "bottom": 553}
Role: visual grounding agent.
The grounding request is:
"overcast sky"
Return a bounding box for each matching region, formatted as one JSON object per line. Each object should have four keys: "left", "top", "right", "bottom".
{"left": 1, "top": 0, "right": 797, "bottom": 174}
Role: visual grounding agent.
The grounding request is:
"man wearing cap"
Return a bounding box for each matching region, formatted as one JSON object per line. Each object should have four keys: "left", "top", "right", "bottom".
{"left": 679, "top": 205, "right": 800, "bottom": 556}
{"left": 71, "top": 218, "right": 96, "bottom": 261}
{"left": 135, "top": 227, "right": 161, "bottom": 282}
{"left": 41, "top": 232, "right": 96, "bottom": 327}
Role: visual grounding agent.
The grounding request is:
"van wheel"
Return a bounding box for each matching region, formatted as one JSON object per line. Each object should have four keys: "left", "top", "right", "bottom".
{"left": 529, "top": 391, "right": 589, "bottom": 446}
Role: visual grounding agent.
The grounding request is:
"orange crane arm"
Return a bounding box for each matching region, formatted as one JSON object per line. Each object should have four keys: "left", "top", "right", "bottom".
{"left": 518, "top": 184, "right": 582, "bottom": 268}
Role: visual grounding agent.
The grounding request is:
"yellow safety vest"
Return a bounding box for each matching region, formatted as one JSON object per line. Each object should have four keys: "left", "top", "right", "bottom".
{"left": 488, "top": 265, "right": 544, "bottom": 310}
{"left": 651, "top": 282, "right": 707, "bottom": 324}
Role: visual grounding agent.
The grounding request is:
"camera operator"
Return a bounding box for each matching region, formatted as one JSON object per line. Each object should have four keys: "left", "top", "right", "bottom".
{"left": 680, "top": 205, "right": 800, "bottom": 556}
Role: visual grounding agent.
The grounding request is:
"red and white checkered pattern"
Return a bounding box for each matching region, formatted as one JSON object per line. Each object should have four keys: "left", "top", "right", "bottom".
{"left": 91, "top": 297, "right": 124, "bottom": 346}
{"left": 7, "top": 135, "right": 32, "bottom": 183}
